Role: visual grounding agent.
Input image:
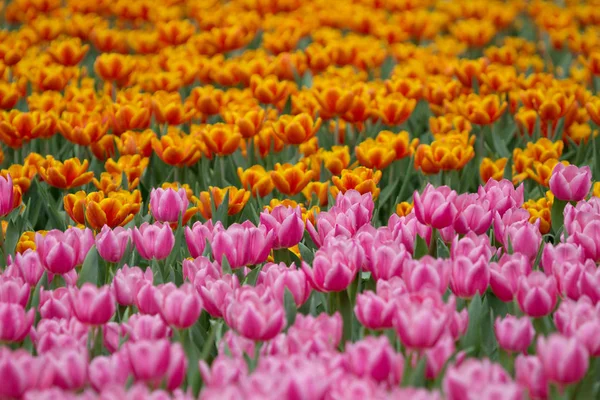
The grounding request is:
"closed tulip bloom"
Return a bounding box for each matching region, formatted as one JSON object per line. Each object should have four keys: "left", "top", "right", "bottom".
{"left": 403, "top": 256, "right": 450, "bottom": 295}
{"left": 200, "top": 354, "right": 248, "bottom": 389}
{"left": 123, "top": 314, "right": 171, "bottom": 342}
{"left": 569, "top": 220, "right": 600, "bottom": 262}
{"left": 211, "top": 222, "right": 274, "bottom": 268}
{"left": 260, "top": 205, "right": 305, "bottom": 249}
{"left": 369, "top": 241, "right": 412, "bottom": 281}
{"left": 165, "top": 342, "right": 187, "bottom": 390}
{"left": 493, "top": 208, "right": 531, "bottom": 247}
{"left": 515, "top": 355, "right": 548, "bottom": 400}
{"left": 132, "top": 222, "right": 175, "bottom": 260}
{"left": 46, "top": 348, "right": 89, "bottom": 391}
{"left": 0, "top": 348, "right": 53, "bottom": 399}
{"left": 517, "top": 272, "right": 558, "bottom": 317}
{"left": 88, "top": 352, "right": 130, "bottom": 391}
{"left": 35, "top": 230, "right": 80, "bottom": 274}
{"left": 478, "top": 179, "right": 524, "bottom": 217}
{"left": 0, "top": 276, "right": 29, "bottom": 307}
{"left": 549, "top": 163, "right": 592, "bottom": 202}
{"left": 490, "top": 253, "right": 531, "bottom": 302}
{"left": 451, "top": 232, "right": 495, "bottom": 263}
{"left": 452, "top": 193, "right": 493, "bottom": 235}
{"left": 184, "top": 255, "right": 221, "bottom": 283}
{"left": 449, "top": 256, "right": 490, "bottom": 299}
{"left": 302, "top": 237, "right": 364, "bottom": 292}
{"left": 96, "top": 226, "right": 130, "bottom": 263}
{"left": 11, "top": 249, "right": 44, "bottom": 286}
{"left": 160, "top": 283, "right": 202, "bottom": 329}
{"left": 39, "top": 287, "right": 72, "bottom": 320}
{"left": 112, "top": 265, "right": 153, "bottom": 306}
{"left": 494, "top": 316, "right": 535, "bottom": 353}
{"left": 185, "top": 220, "right": 223, "bottom": 259}
{"left": 125, "top": 338, "right": 171, "bottom": 383}
{"left": 195, "top": 274, "right": 239, "bottom": 318}
{"left": 449, "top": 309, "right": 469, "bottom": 340}
{"left": 70, "top": 284, "right": 115, "bottom": 325}
{"left": 424, "top": 334, "right": 456, "bottom": 380}
{"left": 257, "top": 262, "right": 311, "bottom": 307}
{"left": 505, "top": 220, "right": 542, "bottom": 260}
{"left": 224, "top": 286, "right": 285, "bottom": 341}
{"left": 541, "top": 242, "right": 584, "bottom": 276}
{"left": 0, "top": 303, "right": 34, "bottom": 342}
{"left": 64, "top": 227, "right": 95, "bottom": 266}
{"left": 354, "top": 290, "right": 396, "bottom": 330}
{"left": 0, "top": 173, "right": 14, "bottom": 217}
{"left": 344, "top": 336, "right": 404, "bottom": 386}
{"left": 150, "top": 187, "right": 189, "bottom": 223}
{"left": 537, "top": 334, "right": 589, "bottom": 385}
{"left": 443, "top": 359, "right": 513, "bottom": 400}
{"left": 413, "top": 184, "right": 458, "bottom": 229}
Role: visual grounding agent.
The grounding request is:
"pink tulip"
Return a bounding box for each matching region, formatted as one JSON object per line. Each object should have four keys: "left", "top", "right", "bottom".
{"left": 453, "top": 193, "right": 493, "bottom": 235}
{"left": 165, "top": 342, "right": 187, "bottom": 390}
{"left": 541, "top": 242, "right": 584, "bottom": 276}
{"left": 88, "top": 352, "right": 130, "bottom": 391}
{"left": 218, "top": 330, "right": 256, "bottom": 358}
{"left": 0, "top": 276, "right": 30, "bottom": 307}
{"left": 413, "top": 184, "right": 458, "bottom": 229}
{"left": 394, "top": 292, "right": 454, "bottom": 349}
{"left": 123, "top": 313, "right": 171, "bottom": 342}
{"left": 354, "top": 290, "right": 396, "bottom": 330}
{"left": 517, "top": 272, "right": 557, "bottom": 317}
{"left": 135, "top": 282, "right": 163, "bottom": 315}
{"left": 443, "top": 358, "right": 513, "bottom": 400}
{"left": 367, "top": 241, "right": 412, "bottom": 281}
{"left": 449, "top": 255, "right": 490, "bottom": 299}
{"left": 553, "top": 260, "right": 595, "bottom": 300}
{"left": 549, "top": 163, "right": 592, "bottom": 201}
{"left": 46, "top": 348, "right": 89, "bottom": 390}
{"left": 269, "top": 313, "right": 342, "bottom": 356}
{"left": 0, "top": 174, "right": 14, "bottom": 217}
{"left": 424, "top": 334, "right": 455, "bottom": 379}
{"left": 211, "top": 222, "right": 273, "bottom": 268}
{"left": 195, "top": 273, "right": 239, "bottom": 318}
{"left": 449, "top": 309, "right": 469, "bottom": 340}
{"left": 494, "top": 315, "right": 535, "bottom": 353}
{"left": 183, "top": 256, "right": 220, "bottom": 282}
{"left": 478, "top": 179, "right": 524, "bottom": 217}
{"left": 403, "top": 256, "right": 450, "bottom": 295}
{"left": 160, "top": 282, "right": 202, "bottom": 329}
{"left": 515, "top": 355, "right": 548, "bottom": 400}
{"left": 65, "top": 227, "right": 95, "bottom": 265}
{"left": 0, "top": 303, "right": 34, "bottom": 342}
{"left": 11, "top": 249, "right": 44, "bottom": 286}
{"left": 569, "top": 220, "right": 600, "bottom": 262}
{"left": 344, "top": 336, "right": 404, "bottom": 386}
{"left": 335, "top": 190, "right": 374, "bottom": 219}
{"left": 554, "top": 298, "right": 600, "bottom": 356}
{"left": 185, "top": 220, "right": 222, "bottom": 259}
{"left": 388, "top": 212, "right": 432, "bottom": 254}
{"left": 39, "top": 287, "right": 72, "bottom": 319}
{"left": 477, "top": 383, "right": 525, "bottom": 400}
{"left": 103, "top": 322, "right": 121, "bottom": 353}
{"left": 132, "top": 222, "right": 175, "bottom": 260}
{"left": 580, "top": 267, "right": 600, "bottom": 303}
{"left": 199, "top": 355, "right": 248, "bottom": 388}
{"left": 260, "top": 205, "right": 305, "bottom": 249}
{"left": 257, "top": 262, "right": 311, "bottom": 307}
{"left": 505, "top": 220, "right": 542, "bottom": 260}
{"left": 376, "top": 276, "right": 408, "bottom": 300}
{"left": 451, "top": 232, "right": 494, "bottom": 263}
{"left": 493, "top": 208, "right": 531, "bottom": 245}
{"left": 69, "top": 283, "right": 115, "bottom": 325}
{"left": 224, "top": 286, "right": 285, "bottom": 341}
{"left": 125, "top": 338, "right": 171, "bottom": 383}
{"left": 537, "top": 334, "right": 589, "bottom": 385}
{"left": 35, "top": 228, "right": 90, "bottom": 274}
{"left": 489, "top": 253, "right": 531, "bottom": 302}
{"left": 95, "top": 226, "right": 130, "bottom": 263}
{"left": 34, "top": 318, "right": 87, "bottom": 354}
{"left": 150, "top": 187, "right": 189, "bottom": 223}
{"left": 0, "top": 348, "right": 53, "bottom": 398}
{"left": 112, "top": 264, "right": 153, "bottom": 306}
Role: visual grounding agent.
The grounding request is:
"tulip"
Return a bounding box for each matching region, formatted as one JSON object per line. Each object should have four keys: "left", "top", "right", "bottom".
{"left": 449, "top": 256, "right": 490, "bottom": 299}
{"left": 0, "top": 276, "right": 29, "bottom": 307}
{"left": 125, "top": 339, "right": 171, "bottom": 383}
{"left": 569, "top": 220, "right": 600, "bottom": 262}
{"left": 452, "top": 193, "right": 492, "bottom": 235}
{"left": 449, "top": 309, "right": 469, "bottom": 340}
{"left": 46, "top": 348, "right": 89, "bottom": 390}
{"left": 0, "top": 173, "right": 14, "bottom": 217}
{"left": 413, "top": 184, "right": 458, "bottom": 229}
{"left": 0, "top": 348, "right": 53, "bottom": 398}
{"left": 270, "top": 162, "right": 315, "bottom": 196}
{"left": 11, "top": 249, "right": 44, "bottom": 286}
{"left": 368, "top": 241, "right": 412, "bottom": 281}
{"left": 331, "top": 167, "right": 382, "bottom": 198}
{"left": 515, "top": 355, "right": 548, "bottom": 400}
{"left": 275, "top": 313, "right": 343, "bottom": 355}
{"left": 123, "top": 314, "right": 171, "bottom": 342}
{"left": 394, "top": 293, "right": 454, "bottom": 349}
{"left": 211, "top": 222, "right": 274, "bottom": 268}
{"left": 132, "top": 222, "right": 175, "bottom": 260}
{"left": 344, "top": 336, "right": 404, "bottom": 386}
{"left": 183, "top": 256, "right": 220, "bottom": 282}
{"left": 389, "top": 213, "right": 432, "bottom": 254}
{"left": 424, "top": 335, "right": 455, "bottom": 379}
{"left": 549, "top": 163, "right": 592, "bottom": 202}
{"left": 494, "top": 315, "right": 535, "bottom": 353}
{"left": 580, "top": 267, "right": 600, "bottom": 304}
{"left": 403, "top": 256, "right": 450, "bottom": 295}
{"left": 69, "top": 284, "right": 115, "bottom": 325}
{"left": 493, "top": 208, "right": 531, "bottom": 247}
{"left": 537, "top": 334, "right": 589, "bottom": 385}
{"left": 64, "top": 226, "right": 95, "bottom": 265}
{"left": 257, "top": 262, "right": 311, "bottom": 307}
{"left": 489, "top": 253, "right": 531, "bottom": 302}
{"left": 0, "top": 303, "right": 34, "bottom": 342}
{"left": 195, "top": 274, "right": 239, "bottom": 318}
{"left": 165, "top": 342, "right": 187, "bottom": 390}
{"left": 478, "top": 179, "right": 524, "bottom": 217}
{"left": 553, "top": 260, "right": 595, "bottom": 300}
{"left": 451, "top": 231, "right": 495, "bottom": 263}
{"left": 95, "top": 225, "right": 130, "bottom": 263}
{"left": 36, "top": 156, "right": 94, "bottom": 189}
{"left": 112, "top": 265, "right": 153, "bottom": 306}
{"left": 185, "top": 220, "right": 222, "bottom": 259}
{"left": 224, "top": 286, "right": 285, "bottom": 341}
{"left": 354, "top": 291, "right": 396, "bottom": 330}
{"left": 259, "top": 205, "right": 305, "bottom": 249}
{"left": 135, "top": 283, "right": 164, "bottom": 316}
{"left": 159, "top": 283, "right": 202, "bottom": 329}
{"left": 39, "top": 287, "right": 72, "bottom": 320}
{"left": 302, "top": 237, "right": 364, "bottom": 292}
{"left": 443, "top": 359, "right": 513, "bottom": 400}
{"left": 504, "top": 220, "right": 543, "bottom": 260}
{"left": 34, "top": 319, "right": 88, "bottom": 354}
{"left": 541, "top": 242, "right": 584, "bottom": 276}
{"left": 218, "top": 330, "right": 256, "bottom": 359}
{"left": 88, "top": 352, "right": 130, "bottom": 391}
{"left": 150, "top": 187, "right": 189, "bottom": 223}
{"left": 35, "top": 229, "right": 86, "bottom": 274}
{"left": 199, "top": 355, "right": 248, "bottom": 389}
{"left": 517, "top": 272, "right": 558, "bottom": 317}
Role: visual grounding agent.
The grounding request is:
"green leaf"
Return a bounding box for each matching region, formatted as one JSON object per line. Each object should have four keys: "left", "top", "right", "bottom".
{"left": 221, "top": 255, "right": 232, "bottom": 275}
{"left": 4, "top": 216, "right": 23, "bottom": 256}
{"left": 298, "top": 242, "right": 314, "bottom": 264}
{"left": 34, "top": 179, "right": 66, "bottom": 231}
{"left": 460, "top": 293, "right": 485, "bottom": 351}
{"left": 414, "top": 235, "right": 428, "bottom": 259}
{"left": 284, "top": 288, "right": 297, "bottom": 328}
{"left": 78, "top": 245, "right": 102, "bottom": 287}
{"left": 30, "top": 271, "right": 48, "bottom": 310}
{"left": 244, "top": 264, "right": 263, "bottom": 286}
{"left": 436, "top": 237, "right": 450, "bottom": 259}
{"left": 212, "top": 190, "right": 230, "bottom": 225}
{"left": 407, "top": 356, "right": 428, "bottom": 388}
{"left": 551, "top": 199, "right": 568, "bottom": 236}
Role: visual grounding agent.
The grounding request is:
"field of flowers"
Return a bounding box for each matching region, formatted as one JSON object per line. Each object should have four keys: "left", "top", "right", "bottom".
{"left": 2, "top": 0, "right": 600, "bottom": 398}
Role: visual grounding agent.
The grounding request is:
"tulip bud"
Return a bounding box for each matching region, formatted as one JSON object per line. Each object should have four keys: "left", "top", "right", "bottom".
{"left": 549, "top": 163, "right": 592, "bottom": 202}
{"left": 413, "top": 184, "right": 458, "bottom": 229}
{"left": 259, "top": 205, "right": 305, "bottom": 249}
{"left": 159, "top": 282, "right": 202, "bottom": 329}
{"left": 69, "top": 284, "right": 115, "bottom": 325}
{"left": 537, "top": 334, "right": 589, "bottom": 385}
{"left": 96, "top": 226, "right": 130, "bottom": 263}
{"left": 150, "top": 187, "right": 189, "bottom": 223}
{"left": 132, "top": 222, "right": 174, "bottom": 260}
{"left": 494, "top": 315, "right": 535, "bottom": 353}
{"left": 517, "top": 272, "right": 558, "bottom": 317}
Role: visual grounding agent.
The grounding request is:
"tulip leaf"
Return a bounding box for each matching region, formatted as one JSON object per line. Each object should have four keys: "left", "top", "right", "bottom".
{"left": 244, "top": 264, "right": 263, "bottom": 286}
{"left": 221, "top": 255, "right": 232, "bottom": 275}
{"left": 436, "top": 238, "right": 450, "bottom": 259}
{"left": 284, "top": 288, "right": 297, "bottom": 329}
{"left": 30, "top": 271, "right": 48, "bottom": 311}
{"left": 551, "top": 199, "right": 568, "bottom": 236}
{"left": 4, "top": 215, "right": 23, "bottom": 257}
{"left": 460, "top": 293, "right": 487, "bottom": 354}
{"left": 414, "top": 235, "right": 429, "bottom": 259}
{"left": 78, "top": 245, "right": 102, "bottom": 287}
{"left": 34, "top": 179, "right": 66, "bottom": 231}
{"left": 298, "top": 242, "right": 314, "bottom": 264}
{"left": 406, "top": 355, "right": 427, "bottom": 388}
{"left": 574, "top": 357, "right": 600, "bottom": 400}
{"left": 212, "top": 190, "right": 230, "bottom": 225}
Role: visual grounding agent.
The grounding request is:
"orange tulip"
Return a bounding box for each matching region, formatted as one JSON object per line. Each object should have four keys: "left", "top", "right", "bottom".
{"left": 0, "top": 164, "right": 37, "bottom": 193}
{"left": 37, "top": 156, "right": 94, "bottom": 189}
{"left": 302, "top": 181, "right": 330, "bottom": 206}
{"left": 253, "top": 126, "right": 285, "bottom": 158}
{"left": 375, "top": 130, "right": 419, "bottom": 160}
{"left": 271, "top": 113, "right": 322, "bottom": 145}
{"left": 152, "top": 92, "right": 194, "bottom": 126}
{"left": 0, "top": 110, "right": 55, "bottom": 148}
{"left": 356, "top": 138, "right": 397, "bottom": 170}
{"left": 57, "top": 112, "right": 109, "bottom": 146}
{"left": 223, "top": 108, "right": 266, "bottom": 139}
{"left": 523, "top": 194, "right": 553, "bottom": 235}
{"left": 47, "top": 37, "right": 89, "bottom": 66}
{"left": 94, "top": 53, "right": 135, "bottom": 84}
{"left": 331, "top": 167, "right": 382, "bottom": 199}
{"left": 64, "top": 190, "right": 141, "bottom": 231}
{"left": 396, "top": 202, "right": 413, "bottom": 217}
{"left": 0, "top": 82, "right": 20, "bottom": 110}
{"left": 322, "top": 146, "right": 350, "bottom": 176}
{"left": 201, "top": 123, "right": 242, "bottom": 156}
{"left": 152, "top": 131, "right": 203, "bottom": 167}
{"left": 415, "top": 133, "right": 475, "bottom": 175}
{"left": 458, "top": 94, "right": 507, "bottom": 125}
{"left": 370, "top": 94, "right": 417, "bottom": 126}
{"left": 196, "top": 186, "right": 250, "bottom": 220}
{"left": 110, "top": 103, "right": 152, "bottom": 135}
{"left": 586, "top": 96, "right": 600, "bottom": 126}
{"left": 270, "top": 163, "right": 315, "bottom": 196}
{"left": 115, "top": 130, "right": 154, "bottom": 157}
{"left": 250, "top": 75, "right": 292, "bottom": 105}
{"left": 189, "top": 86, "right": 226, "bottom": 116}
{"left": 480, "top": 157, "right": 507, "bottom": 183}
{"left": 90, "top": 135, "right": 117, "bottom": 161}
{"left": 157, "top": 20, "right": 195, "bottom": 45}
{"left": 312, "top": 86, "right": 355, "bottom": 119}
{"left": 16, "top": 231, "right": 46, "bottom": 254}
{"left": 237, "top": 165, "right": 274, "bottom": 198}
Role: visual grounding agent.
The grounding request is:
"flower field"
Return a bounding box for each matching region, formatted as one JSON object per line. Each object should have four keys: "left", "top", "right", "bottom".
{"left": 2, "top": 0, "right": 600, "bottom": 398}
